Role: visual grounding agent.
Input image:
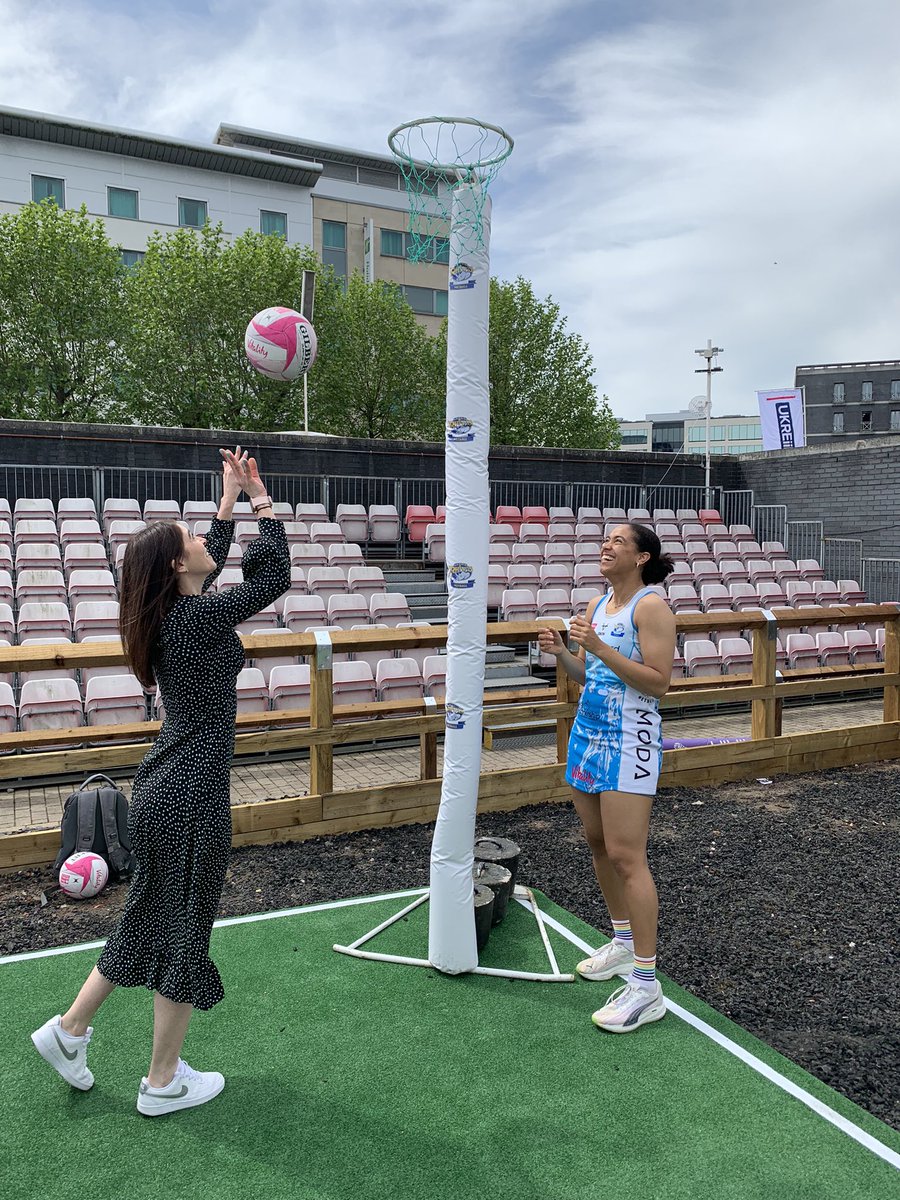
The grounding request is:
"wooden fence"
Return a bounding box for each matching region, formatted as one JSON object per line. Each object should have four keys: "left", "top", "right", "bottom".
{"left": 1, "top": 604, "right": 898, "bottom": 871}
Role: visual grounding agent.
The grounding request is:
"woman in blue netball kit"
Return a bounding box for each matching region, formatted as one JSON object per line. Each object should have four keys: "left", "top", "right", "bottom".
{"left": 538, "top": 523, "right": 675, "bottom": 1032}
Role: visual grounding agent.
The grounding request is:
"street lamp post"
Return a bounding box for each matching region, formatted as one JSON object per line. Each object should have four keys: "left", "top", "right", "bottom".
{"left": 694, "top": 340, "right": 724, "bottom": 507}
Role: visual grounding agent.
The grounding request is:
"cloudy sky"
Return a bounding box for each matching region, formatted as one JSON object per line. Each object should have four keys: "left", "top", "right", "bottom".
{"left": 2, "top": 0, "right": 898, "bottom": 421}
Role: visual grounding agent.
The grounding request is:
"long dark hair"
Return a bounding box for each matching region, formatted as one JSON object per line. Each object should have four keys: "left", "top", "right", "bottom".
{"left": 628, "top": 522, "right": 674, "bottom": 585}
{"left": 119, "top": 521, "right": 185, "bottom": 688}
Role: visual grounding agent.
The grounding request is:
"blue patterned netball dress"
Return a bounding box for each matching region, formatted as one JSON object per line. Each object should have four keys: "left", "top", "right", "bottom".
{"left": 566, "top": 587, "right": 662, "bottom": 797}
{"left": 97, "top": 517, "right": 291, "bottom": 1010}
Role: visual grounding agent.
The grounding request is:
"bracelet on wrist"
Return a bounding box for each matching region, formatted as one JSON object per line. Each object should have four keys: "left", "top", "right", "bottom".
{"left": 250, "top": 494, "right": 273, "bottom": 514}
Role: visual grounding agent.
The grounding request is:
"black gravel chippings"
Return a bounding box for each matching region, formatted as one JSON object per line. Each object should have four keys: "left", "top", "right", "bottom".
{"left": 2, "top": 760, "right": 897, "bottom": 1132}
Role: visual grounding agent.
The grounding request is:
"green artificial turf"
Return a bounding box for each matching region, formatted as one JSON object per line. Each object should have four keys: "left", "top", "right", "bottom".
{"left": 2, "top": 890, "right": 898, "bottom": 1200}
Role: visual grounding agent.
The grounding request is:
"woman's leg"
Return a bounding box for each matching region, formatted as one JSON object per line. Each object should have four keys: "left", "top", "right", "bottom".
{"left": 597, "top": 790, "right": 657, "bottom": 960}
{"left": 571, "top": 787, "right": 629, "bottom": 922}
{"left": 147, "top": 994, "right": 194, "bottom": 1088}
{"left": 61, "top": 967, "right": 117, "bottom": 1036}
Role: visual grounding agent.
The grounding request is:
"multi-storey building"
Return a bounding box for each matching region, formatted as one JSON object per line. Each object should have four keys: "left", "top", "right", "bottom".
{"left": 617, "top": 411, "right": 763, "bottom": 455}
{"left": 795, "top": 360, "right": 900, "bottom": 443}
{"left": 0, "top": 105, "right": 449, "bottom": 334}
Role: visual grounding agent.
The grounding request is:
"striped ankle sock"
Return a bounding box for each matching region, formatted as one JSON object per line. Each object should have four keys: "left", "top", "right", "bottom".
{"left": 611, "top": 919, "right": 633, "bottom": 947}
{"left": 630, "top": 953, "right": 657, "bottom": 990}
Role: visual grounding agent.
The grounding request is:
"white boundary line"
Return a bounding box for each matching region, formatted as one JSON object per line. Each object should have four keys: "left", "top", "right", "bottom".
{"left": 3, "top": 887, "right": 898, "bottom": 1172}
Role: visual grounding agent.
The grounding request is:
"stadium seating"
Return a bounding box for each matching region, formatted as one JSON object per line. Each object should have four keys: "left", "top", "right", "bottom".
{"left": 144, "top": 500, "right": 181, "bottom": 523}
{"left": 815, "top": 632, "right": 850, "bottom": 667}
{"left": 424, "top": 524, "right": 446, "bottom": 562}
{"left": 838, "top": 580, "right": 866, "bottom": 604}
{"left": 683, "top": 640, "right": 721, "bottom": 676}
{"left": 306, "top": 567, "right": 349, "bottom": 601}
{"left": 268, "top": 665, "right": 311, "bottom": 715}
{"left": 422, "top": 655, "right": 447, "bottom": 699}
{"left": 501, "top": 589, "right": 538, "bottom": 622}
{"left": 282, "top": 596, "right": 327, "bottom": 632}
{"left": 16, "top": 570, "right": 67, "bottom": 607}
{"left": 18, "top": 677, "right": 83, "bottom": 735}
{"left": 347, "top": 566, "right": 387, "bottom": 603}
{"left": 84, "top": 674, "right": 147, "bottom": 727}
{"left": 367, "top": 505, "right": 401, "bottom": 546}
{"left": 15, "top": 499, "right": 55, "bottom": 523}
{"left": 0, "top": 681, "right": 15, "bottom": 738}
{"left": 17, "top": 602, "right": 72, "bottom": 641}
{"left": 333, "top": 662, "right": 377, "bottom": 709}
{"left": 376, "top": 658, "right": 424, "bottom": 702}
{"left": 236, "top": 604, "right": 280, "bottom": 637}
{"left": 327, "top": 595, "right": 370, "bottom": 630}
{"left": 717, "top": 637, "right": 753, "bottom": 674}
{"left": 335, "top": 504, "right": 369, "bottom": 543}
{"left": 537, "top": 588, "right": 570, "bottom": 619}
{"left": 511, "top": 543, "right": 542, "bottom": 567}
{"left": 57, "top": 498, "right": 97, "bottom": 525}
{"left": 310, "top": 522, "right": 344, "bottom": 547}
{"left": 349, "top": 624, "right": 392, "bottom": 674}
{"left": 404, "top": 505, "right": 434, "bottom": 543}
{"left": 328, "top": 544, "right": 365, "bottom": 570}
{"left": 295, "top": 503, "right": 328, "bottom": 525}
{"left": 785, "top": 634, "right": 818, "bottom": 670}
{"left": 494, "top": 506, "right": 522, "bottom": 535}
{"left": 369, "top": 593, "right": 412, "bottom": 626}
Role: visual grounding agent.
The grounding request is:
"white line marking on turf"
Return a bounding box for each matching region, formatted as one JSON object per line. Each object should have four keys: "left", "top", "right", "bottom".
{"left": 5, "top": 887, "right": 898, "bottom": 1171}
{"left": 530, "top": 904, "right": 900, "bottom": 1173}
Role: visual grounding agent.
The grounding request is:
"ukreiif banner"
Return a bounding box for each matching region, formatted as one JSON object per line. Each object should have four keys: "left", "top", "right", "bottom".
{"left": 756, "top": 388, "right": 806, "bottom": 450}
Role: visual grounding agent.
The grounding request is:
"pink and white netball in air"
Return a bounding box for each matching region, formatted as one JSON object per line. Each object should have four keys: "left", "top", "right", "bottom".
{"left": 59, "top": 851, "right": 109, "bottom": 899}
{"left": 244, "top": 306, "right": 318, "bottom": 381}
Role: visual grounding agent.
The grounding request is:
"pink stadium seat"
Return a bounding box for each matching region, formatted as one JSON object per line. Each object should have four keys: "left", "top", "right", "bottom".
{"left": 511, "top": 543, "right": 542, "bottom": 567}
{"left": 711, "top": 540, "right": 739, "bottom": 561}
{"left": 0, "top": 520, "right": 10, "bottom": 550}
{"left": 327, "top": 594, "right": 370, "bottom": 630}
{"left": 728, "top": 583, "right": 762, "bottom": 612}
{"left": 306, "top": 567, "right": 349, "bottom": 602}
{"left": 0, "top": 603, "right": 14, "bottom": 644}
{"left": 143, "top": 500, "right": 181, "bottom": 523}
{"left": 838, "top": 579, "right": 866, "bottom": 604}
{"left": 328, "top": 544, "right": 365, "bottom": 571}
{"left": 404, "top": 505, "right": 435, "bottom": 543}
{"left": 295, "top": 503, "right": 327, "bottom": 525}
{"left": 773, "top": 559, "right": 801, "bottom": 584}
{"left": 876, "top": 628, "right": 886, "bottom": 659}
{"left": 349, "top": 624, "right": 392, "bottom": 674}
{"left": 683, "top": 640, "right": 721, "bottom": 677}
{"left": 68, "top": 569, "right": 117, "bottom": 609}
{"left": 691, "top": 560, "right": 720, "bottom": 587}
{"left": 797, "top": 559, "right": 825, "bottom": 583}
{"left": 16, "top": 570, "right": 68, "bottom": 607}
{"left": 680, "top": 523, "right": 705, "bottom": 542}
{"left": 816, "top": 633, "right": 850, "bottom": 668}
{"left": 280, "top": 522, "right": 311, "bottom": 549}
{"left": 15, "top": 543, "right": 63, "bottom": 574}
{"left": 729, "top": 523, "right": 753, "bottom": 540}
{"left": 494, "top": 506, "right": 522, "bottom": 535}
{"left": 14, "top": 498, "right": 55, "bottom": 523}
{"left": 507, "top": 564, "right": 539, "bottom": 595}
{"left": 577, "top": 506, "right": 604, "bottom": 523}
{"left": 698, "top": 508, "right": 721, "bottom": 526}
{"left": 761, "top": 541, "right": 787, "bottom": 561}
{"left": 537, "top": 588, "right": 571, "bottom": 619}
{"left": 247, "top": 628, "right": 298, "bottom": 685}
{"left": 717, "top": 637, "right": 753, "bottom": 674}
{"left": 549, "top": 507, "right": 576, "bottom": 525}
{"left": 434, "top": 505, "right": 448, "bottom": 524}
{"left": 489, "top": 523, "right": 518, "bottom": 548}
{"left": 785, "top": 634, "right": 818, "bottom": 670}
{"left": 0, "top": 571, "right": 11, "bottom": 609}
{"left": 667, "top": 585, "right": 701, "bottom": 614}
{"left": 369, "top": 593, "right": 412, "bottom": 626}
{"left": 603, "top": 507, "right": 627, "bottom": 523}
{"left": 347, "top": 566, "right": 386, "bottom": 603}
{"left": 699, "top": 584, "right": 733, "bottom": 613}
{"left": 675, "top": 509, "right": 699, "bottom": 528}
{"left": 107, "top": 520, "right": 146, "bottom": 560}
{"left": 487, "top": 565, "right": 508, "bottom": 612}
{"left": 182, "top": 500, "right": 218, "bottom": 530}
{"left": 268, "top": 664, "right": 311, "bottom": 714}
{"left": 684, "top": 539, "right": 709, "bottom": 562}
{"left": 575, "top": 523, "right": 603, "bottom": 543}
{"left": 652, "top": 508, "right": 676, "bottom": 525}
{"left": 333, "top": 662, "right": 377, "bottom": 710}
{"left": 654, "top": 523, "right": 680, "bottom": 542}
{"left": 310, "top": 522, "right": 345, "bottom": 547}
{"left": 574, "top": 563, "right": 605, "bottom": 593}
{"left": 785, "top": 580, "right": 816, "bottom": 607}
{"left": 102, "top": 499, "right": 141, "bottom": 534}
{"left": 746, "top": 559, "right": 776, "bottom": 585}
{"left": 335, "top": 504, "right": 369, "bottom": 543}
{"left": 72, "top": 600, "right": 120, "bottom": 642}
{"left": 59, "top": 520, "right": 104, "bottom": 551}
{"left": 291, "top": 544, "right": 328, "bottom": 571}
{"left": 845, "top": 630, "right": 879, "bottom": 665}
{"left": 18, "top": 677, "right": 83, "bottom": 735}
{"left": 570, "top": 588, "right": 596, "bottom": 617}
{"left": 17, "top": 601, "right": 72, "bottom": 642}
{"left": 813, "top": 580, "right": 841, "bottom": 607}
{"left": 522, "top": 506, "right": 550, "bottom": 527}
{"left": 18, "top": 635, "right": 76, "bottom": 687}
{"left": 422, "top": 655, "right": 447, "bottom": 700}
{"left": 376, "top": 658, "right": 424, "bottom": 702}
{"left": 57, "top": 498, "right": 97, "bottom": 526}
{"left": 488, "top": 544, "right": 512, "bottom": 567}
{"left": 367, "top": 505, "right": 401, "bottom": 545}
{"left": 719, "top": 559, "right": 750, "bottom": 585}
{"left": 272, "top": 567, "right": 308, "bottom": 616}
{"left": 547, "top": 524, "right": 575, "bottom": 546}
{"left": 668, "top": 561, "right": 692, "bottom": 583}
{"left": 233, "top": 667, "right": 270, "bottom": 719}
{"left": 501, "top": 589, "right": 538, "bottom": 622}
{"left": 660, "top": 541, "right": 686, "bottom": 564}
{"left": 424, "top": 524, "right": 446, "bottom": 563}
{"left": 84, "top": 674, "right": 148, "bottom": 727}
{"left": 283, "top": 596, "right": 327, "bottom": 632}
{"left": 64, "top": 543, "right": 109, "bottom": 578}
{"left": 0, "top": 681, "right": 15, "bottom": 738}
{"left": 393, "top": 622, "right": 436, "bottom": 673}
{"left": 574, "top": 542, "right": 601, "bottom": 565}
{"left": 14, "top": 519, "right": 59, "bottom": 549}
{"left": 627, "top": 508, "right": 652, "bottom": 523}
{"left": 540, "top": 563, "right": 573, "bottom": 594}
{"left": 756, "top": 582, "right": 788, "bottom": 608}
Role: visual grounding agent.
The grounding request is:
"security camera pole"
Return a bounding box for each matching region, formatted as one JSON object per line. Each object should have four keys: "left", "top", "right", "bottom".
{"left": 694, "top": 340, "right": 724, "bottom": 507}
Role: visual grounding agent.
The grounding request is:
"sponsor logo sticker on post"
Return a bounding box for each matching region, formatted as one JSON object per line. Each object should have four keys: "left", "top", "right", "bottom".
{"left": 449, "top": 262, "right": 476, "bottom": 290}
{"left": 445, "top": 702, "right": 466, "bottom": 729}
{"left": 448, "top": 563, "right": 475, "bottom": 589}
{"left": 447, "top": 416, "right": 475, "bottom": 443}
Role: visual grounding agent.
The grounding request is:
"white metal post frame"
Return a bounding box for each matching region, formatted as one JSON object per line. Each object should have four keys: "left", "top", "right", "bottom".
{"left": 332, "top": 886, "right": 576, "bottom": 983}
{"left": 427, "top": 182, "right": 492, "bottom": 973}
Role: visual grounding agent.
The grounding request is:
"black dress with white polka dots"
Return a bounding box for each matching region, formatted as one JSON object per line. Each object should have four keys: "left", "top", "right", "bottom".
{"left": 97, "top": 517, "right": 291, "bottom": 1010}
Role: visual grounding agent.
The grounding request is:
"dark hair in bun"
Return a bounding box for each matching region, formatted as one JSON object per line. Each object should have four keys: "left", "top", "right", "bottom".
{"left": 627, "top": 522, "right": 674, "bottom": 585}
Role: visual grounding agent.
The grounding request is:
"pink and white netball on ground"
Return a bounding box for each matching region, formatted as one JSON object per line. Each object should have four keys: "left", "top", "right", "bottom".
{"left": 244, "top": 306, "right": 318, "bottom": 381}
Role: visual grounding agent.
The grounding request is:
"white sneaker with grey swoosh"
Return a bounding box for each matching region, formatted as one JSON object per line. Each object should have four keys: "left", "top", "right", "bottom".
{"left": 31, "top": 1015, "right": 94, "bottom": 1090}
{"left": 591, "top": 981, "right": 666, "bottom": 1032}
{"left": 137, "top": 1058, "right": 225, "bottom": 1116}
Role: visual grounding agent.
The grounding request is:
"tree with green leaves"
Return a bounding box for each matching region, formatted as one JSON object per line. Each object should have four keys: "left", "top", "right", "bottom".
{"left": 0, "top": 199, "right": 129, "bottom": 421}
{"left": 307, "top": 272, "right": 444, "bottom": 439}
{"left": 479, "top": 276, "right": 619, "bottom": 450}
{"left": 121, "top": 223, "right": 342, "bottom": 430}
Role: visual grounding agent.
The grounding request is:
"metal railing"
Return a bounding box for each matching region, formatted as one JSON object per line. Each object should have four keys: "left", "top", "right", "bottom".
{"left": 721, "top": 490, "right": 753, "bottom": 528}
{"left": 861, "top": 560, "right": 900, "bottom": 604}
{"left": 822, "top": 538, "right": 864, "bottom": 586}
{"left": 785, "top": 520, "right": 824, "bottom": 565}
{"left": 751, "top": 504, "right": 788, "bottom": 546}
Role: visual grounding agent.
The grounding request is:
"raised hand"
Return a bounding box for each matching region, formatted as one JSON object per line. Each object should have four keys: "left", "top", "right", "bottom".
{"left": 536, "top": 627, "right": 567, "bottom": 657}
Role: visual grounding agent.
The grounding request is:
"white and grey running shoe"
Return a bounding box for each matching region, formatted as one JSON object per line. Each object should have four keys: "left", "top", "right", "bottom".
{"left": 137, "top": 1058, "right": 225, "bottom": 1117}
{"left": 575, "top": 939, "right": 635, "bottom": 981}
{"left": 591, "top": 981, "right": 666, "bottom": 1033}
{"left": 31, "top": 1015, "right": 94, "bottom": 1090}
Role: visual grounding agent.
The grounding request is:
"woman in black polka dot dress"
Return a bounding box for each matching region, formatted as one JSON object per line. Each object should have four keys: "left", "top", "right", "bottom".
{"left": 32, "top": 447, "right": 292, "bottom": 1116}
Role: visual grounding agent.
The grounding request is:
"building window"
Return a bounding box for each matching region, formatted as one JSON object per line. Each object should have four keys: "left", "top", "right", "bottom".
{"left": 620, "top": 431, "right": 649, "bottom": 446}
{"left": 108, "top": 187, "right": 138, "bottom": 219}
{"left": 401, "top": 285, "right": 448, "bottom": 317}
{"left": 833, "top": 412, "right": 844, "bottom": 433}
{"left": 32, "top": 175, "right": 65, "bottom": 207}
{"left": 380, "top": 229, "right": 404, "bottom": 257}
{"left": 891, "top": 410, "right": 900, "bottom": 431}
{"left": 178, "top": 198, "right": 208, "bottom": 228}
{"left": 322, "top": 220, "right": 347, "bottom": 280}
{"left": 260, "top": 210, "right": 287, "bottom": 238}
{"left": 861, "top": 410, "right": 872, "bottom": 431}
{"left": 380, "top": 229, "right": 450, "bottom": 264}
{"left": 727, "top": 423, "right": 762, "bottom": 441}
{"left": 861, "top": 381, "right": 873, "bottom": 402}
{"left": 119, "top": 250, "right": 145, "bottom": 269}
{"left": 891, "top": 380, "right": 900, "bottom": 400}
{"left": 832, "top": 382, "right": 845, "bottom": 403}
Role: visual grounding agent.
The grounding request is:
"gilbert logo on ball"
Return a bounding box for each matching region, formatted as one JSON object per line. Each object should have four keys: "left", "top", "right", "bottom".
{"left": 59, "top": 851, "right": 109, "bottom": 899}
{"left": 244, "top": 306, "right": 318, "bottom": 381}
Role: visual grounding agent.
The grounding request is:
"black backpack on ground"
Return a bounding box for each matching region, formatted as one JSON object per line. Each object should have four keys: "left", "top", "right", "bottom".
{"left": 54, "top": 774, "right": 135, "bottom": 882}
